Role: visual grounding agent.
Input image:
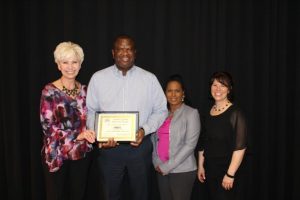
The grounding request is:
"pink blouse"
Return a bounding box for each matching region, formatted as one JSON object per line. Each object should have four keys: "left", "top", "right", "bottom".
{"left": 157, "top": 117, "right": 172, "bottom": 162}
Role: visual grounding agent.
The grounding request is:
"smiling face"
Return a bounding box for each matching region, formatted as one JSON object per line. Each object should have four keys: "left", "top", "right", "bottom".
{"left": 57, "top": 57, "right": 81, "bottom": 80}
{"left": 112, "top": 37, "right": 136, "bottom": 74}
{"left": 54, "top": 42, "right": 84, "bottom": 81}
{"left": 210, "top": 79, "right": 229, "bottom": 103}
{"left": 166, "top": 81, "right": 184, "bottom": 110}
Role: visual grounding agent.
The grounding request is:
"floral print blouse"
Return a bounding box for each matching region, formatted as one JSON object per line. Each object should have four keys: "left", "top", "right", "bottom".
{"left": 40, "top": 83, "right": 93, "bottom": 172}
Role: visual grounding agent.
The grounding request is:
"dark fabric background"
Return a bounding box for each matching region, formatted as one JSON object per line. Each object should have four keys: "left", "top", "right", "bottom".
{"left": 0, "top": 0, "right": 299, "bottom": 199}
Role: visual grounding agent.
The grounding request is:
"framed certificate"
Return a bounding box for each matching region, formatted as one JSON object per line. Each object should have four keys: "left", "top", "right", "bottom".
{"left": 95, "top": 111, "right": 139, "bottom": 142}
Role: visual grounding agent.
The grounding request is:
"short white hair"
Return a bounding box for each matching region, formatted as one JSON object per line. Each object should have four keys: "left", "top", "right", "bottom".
{"left": 53, "top": 41, "right": 84, "bottom": 64}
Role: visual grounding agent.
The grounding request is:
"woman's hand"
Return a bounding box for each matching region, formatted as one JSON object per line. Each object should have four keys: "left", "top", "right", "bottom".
{"left": 222, "top": 174, "right": 234, "bottom": 190}
{"left": 155, "top": 166, "right": 164, "bottom": 175}
{"left": 197, "top": 167, "right": 206, "bottom": 183}
{"left": 198, "top": 151, "right": 206, "bottom": 182}
{"left": 76, "top": 130, "right": 96, "bottom": 143}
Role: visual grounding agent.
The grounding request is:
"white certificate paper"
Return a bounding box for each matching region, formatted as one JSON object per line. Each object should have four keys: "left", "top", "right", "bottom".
{"left": 95, "top": 112, "right": 139, "bottom": 142}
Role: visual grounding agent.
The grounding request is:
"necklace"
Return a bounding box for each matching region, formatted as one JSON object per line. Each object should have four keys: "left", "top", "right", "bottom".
{"left": 213, "top": 101, "right": 230, "bottom": 112}
{"left": 61, "top": 80, "right": 79, "bottom": 96}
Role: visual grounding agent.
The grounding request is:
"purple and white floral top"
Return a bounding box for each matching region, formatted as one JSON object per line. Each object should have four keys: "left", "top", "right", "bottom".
{"left": 40, "top": 83, "right": 92, "bottom": 172}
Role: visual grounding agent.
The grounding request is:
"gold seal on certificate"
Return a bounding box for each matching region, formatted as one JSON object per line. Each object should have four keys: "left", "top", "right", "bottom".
{"left": 95, "top": 111, "right": 139, "bottom": 142}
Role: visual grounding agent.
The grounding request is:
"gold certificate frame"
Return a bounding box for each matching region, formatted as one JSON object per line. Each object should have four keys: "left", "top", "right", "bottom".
{"left": 95, "top": 111, "right": 139, "bottom": 142}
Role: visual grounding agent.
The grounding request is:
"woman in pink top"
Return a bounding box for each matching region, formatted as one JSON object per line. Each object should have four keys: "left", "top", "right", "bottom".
{"left": 152, "top": 74, "right": 201, "bottom": 200}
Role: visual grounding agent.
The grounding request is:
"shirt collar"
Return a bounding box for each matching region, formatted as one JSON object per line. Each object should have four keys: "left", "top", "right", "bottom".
{"left": 113, "top": 64, "right": 137, "bottom": 77}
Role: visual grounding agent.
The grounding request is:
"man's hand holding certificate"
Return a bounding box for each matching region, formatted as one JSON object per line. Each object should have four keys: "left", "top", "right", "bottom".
{"left": 130, "top": 128, "right": 145, "bottom": 147}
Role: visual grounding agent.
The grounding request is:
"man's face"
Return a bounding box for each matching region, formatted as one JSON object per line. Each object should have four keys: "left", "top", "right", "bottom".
{"left": 112, "top": 38, "right": 136, "bottom": 72}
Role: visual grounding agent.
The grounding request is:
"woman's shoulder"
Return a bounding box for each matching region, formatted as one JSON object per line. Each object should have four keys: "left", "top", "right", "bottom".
{"left": 182, "top": 104, "right": 196, "bottom": 111}
{"left": 80, "top": 84, "right": 88, "bottom": 94}
{"left": 44, "top": 82, "right": 55, "bottom": 89}
{"left": 41, "top": 82, "right": 57, "bottom": 94}
{"left": 79, "top": 82, "right": 87, "bottom": 89}
{"left": 228, "top": 104, "right": 247, "bottom": 120}
{"left": 229, "top": 104, "right": 244, "bottom": 114}
{"left": 181, "top": 104, "right": 200, "bottom": 117}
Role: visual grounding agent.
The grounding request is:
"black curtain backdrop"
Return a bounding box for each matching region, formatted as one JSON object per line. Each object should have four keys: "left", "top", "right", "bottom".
{"left": 1, "top": 0, "right": 299, "bottom": 199}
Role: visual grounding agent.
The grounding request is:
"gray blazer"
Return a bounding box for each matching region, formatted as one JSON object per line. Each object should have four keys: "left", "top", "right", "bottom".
{"left": 151, "top": 104, "right": 201, "bottom": 174}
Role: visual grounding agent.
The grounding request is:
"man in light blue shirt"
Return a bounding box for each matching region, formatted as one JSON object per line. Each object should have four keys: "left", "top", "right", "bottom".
{"left": 87, "top": 34, "right": 167, "bottom": 200}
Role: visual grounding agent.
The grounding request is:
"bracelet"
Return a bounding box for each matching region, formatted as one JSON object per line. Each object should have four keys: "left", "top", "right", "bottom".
{"left": 226, "top": 172, "right": 235, "bottom": 178}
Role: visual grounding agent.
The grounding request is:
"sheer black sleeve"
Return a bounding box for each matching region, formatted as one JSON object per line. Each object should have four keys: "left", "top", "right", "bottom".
{"left": 230, "top": 107, "right": 247, "bottom": 150}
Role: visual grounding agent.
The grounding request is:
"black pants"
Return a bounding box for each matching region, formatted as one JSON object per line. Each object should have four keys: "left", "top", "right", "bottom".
{"left": 156, "top": 170, "right": 196, "bottom": 200}
{"left": 42, "top": 152, "right": 92, "bottom": 200}
{"left": 97, "top": 136, "right": 152, "bottom": 200}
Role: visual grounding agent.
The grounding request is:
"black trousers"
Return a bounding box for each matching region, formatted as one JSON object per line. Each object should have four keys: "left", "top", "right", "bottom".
{"left": 42, "top": 152, "right": 92, "bottom": 200}
{"left": 156, "top": 170, "right": 196, "bottom": 200}
{"left": 97, "top": 136, "right": 152, "bottom": 200}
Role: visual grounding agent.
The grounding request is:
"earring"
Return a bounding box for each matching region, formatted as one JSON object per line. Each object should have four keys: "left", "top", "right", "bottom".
{"left": 182, "top": 96, "right": 185, "bottom": 102}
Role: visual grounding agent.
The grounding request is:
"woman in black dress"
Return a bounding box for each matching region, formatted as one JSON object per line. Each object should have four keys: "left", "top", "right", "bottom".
{"left": 197, "top": 71, "right": 248, "bottom": 200}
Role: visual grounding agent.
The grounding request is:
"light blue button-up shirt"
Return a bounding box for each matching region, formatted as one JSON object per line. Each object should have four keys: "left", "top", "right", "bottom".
{"left": 86, "top": 65, "right": 168, "bottom": 135}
